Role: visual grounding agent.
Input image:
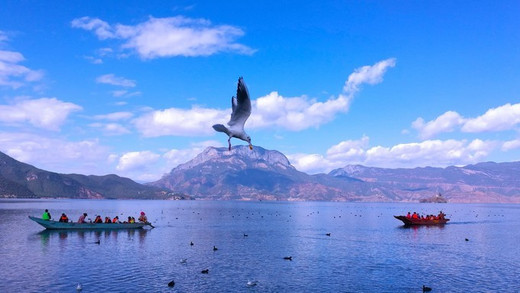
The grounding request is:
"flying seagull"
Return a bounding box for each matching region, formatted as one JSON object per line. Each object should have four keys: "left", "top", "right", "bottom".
{"left": 213, "top": 77, "right": 253, "bottom": 151}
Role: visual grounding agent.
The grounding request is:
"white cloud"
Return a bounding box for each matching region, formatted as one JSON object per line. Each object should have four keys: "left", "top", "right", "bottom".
{"left": 250, "top": 59, "right": 395, "bottom": 130}
{"left": 412, "top": 111, "right": 465, "bottom": 139}
{"left": 326, "top": 135, "right": 369, "bottom": 161}
{"left": 0, "top": 132, "right": 109, "bottom": 175}
{"left": 133, "top": 106, "right": 228, "bottom": 137}
{"left": 96, "top": 74, "right": 136, "bottom": 87}
{"left": 93, "top": 111, "right": 133, "bottom": 121}
{"left": 72, "top": 16, "right": 255, "bottom": 59}
{"left": 413, "top": 103, "right": 520, "bottom": 139}
{"left": 502, "top": 139, "right": 520, "bottom": 151}
{"left": 116, "top": 151, "right": 160, "bottom": 171}
{"left": 71, "top": 17, "right": 115, "bottom": 39}
{"left": 286, "top": 153, "right": 330, "bottom": 174}
{"left": 364, "top": 139, "right": 496, "bottom": 167}
{"left": 89, "top": 122, "right": 131, "bottom": 136}
{"left": 111, "top": 90, "right": 127, "bottom": 97}
{"left": 343, "top": 58, "right": 396, "bottom": 95}
{"left": 462, "top": 103, "right": 520, "bottom": 133}
{"left": 0, "top": 97, "right": 82, "bottom": 130}
{"left": 0, "top": 50, "right": 44, "bottom": 89}
{"left": 248, "top": 92, "right": 350, "bottom": 131}
{"left": 0, "top": 30, "right": 8, "bottom": 43}
{"left": 132, "top": 59, "right": 395, "bottom": 137}
{"left": 288, "top": 137, "right": 498, "bottom": 174}
{"left": 89, "top": 112, "right": 133, "bottom": 135}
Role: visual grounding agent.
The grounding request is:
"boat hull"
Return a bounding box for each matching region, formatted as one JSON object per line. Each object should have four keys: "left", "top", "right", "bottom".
{"left": 394, "top": 215, "right": 449, "bottom": 226}
{"left": 29, "top": 216, "right": 150, "bottom": 230}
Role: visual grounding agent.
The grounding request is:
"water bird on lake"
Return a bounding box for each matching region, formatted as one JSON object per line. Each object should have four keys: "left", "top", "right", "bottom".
{"left": 283, "top": 256, "right": 292, "bottom": 261}
{"left": 326, "top": 233, "right": 331, "bottom": 236}
{"left": 422, "top": 285, "right": 432, "bottom": 292}
{"left": 243, "top": 233, "right": 248, "bottom": 237}
{"left": 247, "top": 280, "right": 258, "bottom": 287}
{"left": 76, "top": 283, "right": 82, "bottom": 291}
{"left": 190, "top": 241, "right": 194, "bottom": 246}
{"left": 465, "top": 238, "right": 469, "bottom": 241}
{"left": 213, "top": 246, "right": 218, "bottom": 251}
{"left": 94, "top": 240, "right": 100, "bottom": 245}
{"left": 167, "top": 280, "right": 175, "bottom": 287}
{"left": 180, "top": 258, "right": 187, "bottom": 264}
{"left": 212, "top": 77, "right": 253, "bottom": 151}
{"left": 201, "top": 269, "right": 209, "bottom": 274}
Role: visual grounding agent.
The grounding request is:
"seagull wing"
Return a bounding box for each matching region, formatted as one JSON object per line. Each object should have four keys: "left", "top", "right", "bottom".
{"left": 228, "top": 77, "right": 251, "bottom": 127}
{"left": 231, "top": 96, "right": 238, "bottom": 114}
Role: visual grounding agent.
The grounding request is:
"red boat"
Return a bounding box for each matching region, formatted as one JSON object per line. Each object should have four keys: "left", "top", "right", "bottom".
{"left": 394, "top": 215, "right": 449, "bottom": 226}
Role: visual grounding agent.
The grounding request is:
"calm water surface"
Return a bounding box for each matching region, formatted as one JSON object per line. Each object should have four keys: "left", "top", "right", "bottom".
{"left": 0, "top": 199, "right": 519, "bottom": 292}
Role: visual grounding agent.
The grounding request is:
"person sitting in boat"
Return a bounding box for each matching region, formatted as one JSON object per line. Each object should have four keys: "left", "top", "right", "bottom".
{"left": 438, "top": 211, "right": 445, "bottom": 220}
{"left": 104, "top": 217, "right": 112, "bottom": 223}
{"left": 127, "top": 216, "right": 135, "bottom": 223}
{"left": 78, "top": 213, "right": 87, "bottom": 223}
{"left": 112, "top": 216, "right": 120, "bottom": 223}
{"left": 94, "top": 215, "right": 103, "bottom": 223}
{"left": 42, "top": 209, "right": 51, "bottom": 221}
{"left": 59, "top": 213, "right": 69, "bottom": 223}
{"left": 138, "top": 211, "right": 148, "bottom": 223}
{"left": 406, "top": 212, "right": 411, "bottom": 219}
{"left": 411, "top": 212, "right": 419, "bottom": 219}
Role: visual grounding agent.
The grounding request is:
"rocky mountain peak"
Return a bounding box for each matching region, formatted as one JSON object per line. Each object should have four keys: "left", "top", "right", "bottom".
{"left": 329, "top": 165, "right": 368, "bottom": 177}
{"left": 173, "top": 145, "right": 293, "bottom": 172}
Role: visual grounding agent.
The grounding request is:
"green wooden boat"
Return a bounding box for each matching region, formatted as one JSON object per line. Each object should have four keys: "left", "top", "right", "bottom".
{"left": 29, "top": 216, "right": 153, "bottom": 230}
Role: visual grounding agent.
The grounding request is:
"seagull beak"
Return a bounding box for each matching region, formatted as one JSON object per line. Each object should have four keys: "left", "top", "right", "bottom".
{"left": 249, "top": 144, "right": 253, "bottom": 150}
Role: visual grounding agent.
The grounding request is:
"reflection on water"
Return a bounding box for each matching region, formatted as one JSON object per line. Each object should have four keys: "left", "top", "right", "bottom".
{"left": 36, "top": 229, "right": 150, "bottom": 245}
{"left": 1, "top": 199, "right": 520, "bottom": 292}
{"left": 397, "top": 224, "right": 447, "bottom": 230}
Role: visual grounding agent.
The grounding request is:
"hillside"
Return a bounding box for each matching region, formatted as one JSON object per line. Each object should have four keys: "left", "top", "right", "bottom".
{"left": 0, "top": 151, "right": 172, "bottom": 199}
{"left": 329, "top": 163, "right": 520, "bottom": 202}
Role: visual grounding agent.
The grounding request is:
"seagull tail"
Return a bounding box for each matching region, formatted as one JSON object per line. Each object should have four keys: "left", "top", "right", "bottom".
{"left": 212, "top": 124, "right": 229, "bottom": 135}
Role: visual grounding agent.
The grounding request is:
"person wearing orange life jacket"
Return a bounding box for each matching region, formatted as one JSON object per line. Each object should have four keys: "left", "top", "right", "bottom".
{"left": 59, "top": 213, "right": 69, "bottom": 223}
{"left": 112, "top": 216, "right": 120, "bottom": 223}
{"left": 411, "top": 212, "right": 419, "bottom": 219}
{"left": 94, "top": 215, "right": 103, "bottom": 223}
{"left": 104, "top": 217, "right": 112, "bottom": 223}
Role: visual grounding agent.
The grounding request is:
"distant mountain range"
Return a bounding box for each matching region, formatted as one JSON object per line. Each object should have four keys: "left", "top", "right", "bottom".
{"left": 150, "top": 146, "right": 520, "bottom": 203}
{"left": 2, "top": 147, "right": 520, "bottom": 202}
{"left": 0, "top": 151, "right": 178, "bottom": 199}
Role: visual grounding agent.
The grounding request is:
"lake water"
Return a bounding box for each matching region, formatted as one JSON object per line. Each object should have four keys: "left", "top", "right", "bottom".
{"left": 1, "top": 199, "right": 519, "bottom": 292}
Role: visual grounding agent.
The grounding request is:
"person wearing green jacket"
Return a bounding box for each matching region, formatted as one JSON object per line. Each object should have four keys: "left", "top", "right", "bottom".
{"left": 42, "top": 209, "right": 51, "bottom": 221}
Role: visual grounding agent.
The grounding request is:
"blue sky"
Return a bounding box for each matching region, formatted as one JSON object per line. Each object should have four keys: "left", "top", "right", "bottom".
{"left": 1, "top": 1, "right": 520, "bottom": 181}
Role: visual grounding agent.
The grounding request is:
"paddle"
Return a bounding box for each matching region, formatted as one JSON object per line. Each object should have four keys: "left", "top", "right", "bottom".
{"left": 146, "top": 222, "right": 155, "bottom": 229}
